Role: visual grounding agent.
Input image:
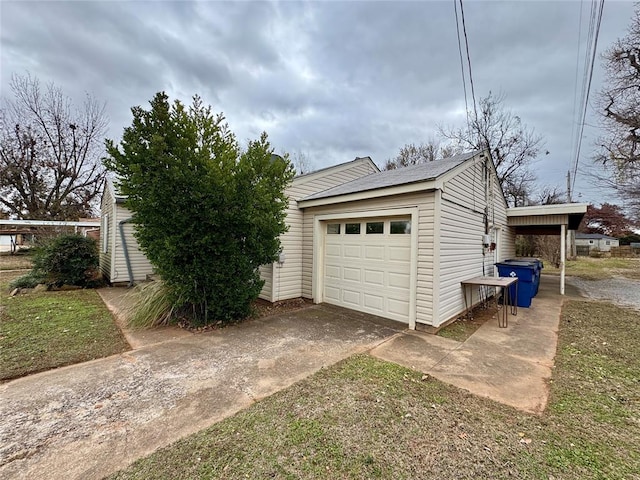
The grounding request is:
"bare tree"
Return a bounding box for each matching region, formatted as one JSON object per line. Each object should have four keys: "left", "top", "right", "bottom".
{"left": 595, "top": 9, "right": 640, "bottom": 217}
{"left": 384, "top": 139, "right": 454, "bottom": 170}
{"left": 290, "top": 149, "right": 314, "bottom": 175}
{"left": 440, "top": 92, "right": 544, "bottom": 206}
{"left": 0, "top": 73, "right": 108, "bottom": 220}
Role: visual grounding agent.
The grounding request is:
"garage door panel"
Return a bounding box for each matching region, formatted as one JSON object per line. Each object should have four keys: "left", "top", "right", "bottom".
{"left": 325, "top": 244, "right": 341, "bottom": 257}
{"left": 364, "top": 269, "right": 384, "bottom": 286}
{"left": 388, "top": 298, "right": 410, "bottom": 316}
{"left": 364, "top": 294, "right": 384, "bottom": 310}
{"left": 325, "top": 265, "right": 341, "bottom": 279}
{"left": 324, "top": 285, "right": 341, "bottom": 302}
{"left": 343, "top": 266, "right": 361, "bottom": 282}
{"left": 342, "top": 289, "right": 361, "bottom": 306}
{"left": 364, "top": 245, "right": 385, "bottom": 260}
{"left": 388, "top": 272, "right": 410, "bottom": 289}
{"left": 388, "top": 245, "right": 411, "bottom": 262}
{"left": 344, "top": 245, "right": 362, "bottom": 258}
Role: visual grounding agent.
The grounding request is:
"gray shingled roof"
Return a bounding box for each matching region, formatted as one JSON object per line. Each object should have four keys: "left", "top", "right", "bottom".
{"left": 575, "top": 233, "right": 618, "bottom": 240}
{"left": 301, "top": 150, "right": 479, "bottom": 201}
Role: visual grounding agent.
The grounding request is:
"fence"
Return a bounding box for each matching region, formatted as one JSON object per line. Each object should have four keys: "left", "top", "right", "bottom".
{"left": 576, "top": 245, "right": 590, "bottom": 257}
{"left": 610, "top": 246, "right": 640, "bottom": 258}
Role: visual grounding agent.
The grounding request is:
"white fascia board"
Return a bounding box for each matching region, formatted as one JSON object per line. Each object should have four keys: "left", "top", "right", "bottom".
{"left": 507, "top": 203, "right": 588, "bottom": 217}
{"left": 297, "top": 180, "right": 437, "bottom": 209}
{"left": 0, "top": 219, "right": 100, "bottom": 227}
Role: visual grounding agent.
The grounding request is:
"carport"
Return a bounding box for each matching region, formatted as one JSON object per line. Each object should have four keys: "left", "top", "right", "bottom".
{"left": 506, "top": 203, "right": 588, "bottom": 295}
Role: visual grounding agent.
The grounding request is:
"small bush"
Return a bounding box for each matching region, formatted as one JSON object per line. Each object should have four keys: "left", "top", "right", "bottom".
{"left": 33, "top": 235, "right": 99, "bottom": 287}
{"left": 124, "top": 280, "right": 176, "bottom": 329}
{"left": 9, "top": 271, "right": 44, "bottom": 289}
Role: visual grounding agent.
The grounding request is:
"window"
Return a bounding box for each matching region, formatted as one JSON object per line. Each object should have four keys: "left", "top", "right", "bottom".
{"left": 606, "top": 240, "right": 610, "bottom": 245}
{"left": 366, "top": 222, "right": 384, "bottom": 234}
{"left": 345, "top": 223, "right": 361, "bottom": 234}
{"left": 390, "top": 220, "right": 411, "bottom": 234}
{"left": 589, "top": 240, "right": 594, "bottom": 244}
{"left": 101, "top": 214, "right": 109, "bottom": 253}
{"left": 327, "top": 223, "right": 340, "bottom": 234}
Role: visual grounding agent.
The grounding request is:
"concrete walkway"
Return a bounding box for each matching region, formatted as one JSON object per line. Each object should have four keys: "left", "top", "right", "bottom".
{"left": 372, "top": 275, "right": 573, "bottom": 414}
{"left": 0, "top": 304, "right": 402, "bottom": 480}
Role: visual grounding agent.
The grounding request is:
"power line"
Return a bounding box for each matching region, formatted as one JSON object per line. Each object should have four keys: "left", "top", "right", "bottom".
{"left": 453, "top": 0, "right": 470, "bottom": 131}
{"left": 571, "top": 0, "right": 605, "bottom": 194}
{"left": 458, "top": 0, "right": 478, "bottom": 122}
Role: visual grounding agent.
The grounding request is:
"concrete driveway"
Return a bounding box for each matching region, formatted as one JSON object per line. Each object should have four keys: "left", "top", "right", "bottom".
{"left": 0, "top": 304, "right": 402, "bottom": 480}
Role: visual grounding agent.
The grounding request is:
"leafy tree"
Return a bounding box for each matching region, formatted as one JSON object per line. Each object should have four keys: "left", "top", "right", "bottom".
{"left": 104, "top": 92, "right": 294, "bottom": 323}
{"left": 596, "top": 9, "right": 640, "bottom": 217}
{"left": 578, "top": 203, "right": 639, "bottom": 237}
{"left": 0, "top": 73, "right": 108, "bottom": 220}
{"left": 32, "top": 234, "right": 99, "bottom": 287}
{"left": 384, "top": 140, "right": 454, "bottom": 170}
{"left": 440, "top": 92, "right": 544, "bottom": 206}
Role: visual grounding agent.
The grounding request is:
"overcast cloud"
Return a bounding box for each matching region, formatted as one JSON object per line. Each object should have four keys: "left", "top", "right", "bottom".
{"left": 0, "top": 0, "right": 635, "bottom": 206}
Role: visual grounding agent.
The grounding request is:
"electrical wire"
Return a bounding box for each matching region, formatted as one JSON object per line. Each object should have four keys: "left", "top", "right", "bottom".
{"left": 571, "top": 0, "right": 605, "bottom": 194}
{"left": 454, "top": 0, "right": 470, "bottom": 131}
{"left": 458, "top": 0, "right": 478, "bottom": 122}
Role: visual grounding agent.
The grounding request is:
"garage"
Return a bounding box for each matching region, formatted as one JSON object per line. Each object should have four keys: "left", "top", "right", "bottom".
{"left": 322, "top": 216, "right": 412, "bottom": 323}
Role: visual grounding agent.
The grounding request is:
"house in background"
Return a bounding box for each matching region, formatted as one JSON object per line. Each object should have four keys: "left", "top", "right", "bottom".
{"left": 575, "top": 232, "right": 619, "bottom": 252}
{"left": 100, "top": 150, "right": 586, "bottom": 329}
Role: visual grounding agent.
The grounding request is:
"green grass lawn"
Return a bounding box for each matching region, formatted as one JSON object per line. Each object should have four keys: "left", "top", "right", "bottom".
{"left": 544, "top": 256, "right": 640, "bottom": 280}
{"left": 110, "top": 299, "right": 640, "bottom": 480}
{"left": 0, "top": 272, "right": 130, "bottom": 382}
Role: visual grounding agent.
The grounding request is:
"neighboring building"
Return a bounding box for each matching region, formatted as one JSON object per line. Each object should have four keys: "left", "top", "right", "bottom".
{"left": 100, "top": 177, "right": 154, "bottom": 285}
{"left": 100, "top": 151, "right": 586, "bottom": 329}
{"left": 575, "top": 233, "right": 619, "bottom": 252}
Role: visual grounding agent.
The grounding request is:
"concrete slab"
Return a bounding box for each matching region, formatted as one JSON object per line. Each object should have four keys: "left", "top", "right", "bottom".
{"left": 372, "top": 275, "right": 566, "bottom": 414}
{"left": 97, "top": 286, "right": 192, "bottom": 348}
{"left": 0, "top": 304, "right": 403, "bottom": 480}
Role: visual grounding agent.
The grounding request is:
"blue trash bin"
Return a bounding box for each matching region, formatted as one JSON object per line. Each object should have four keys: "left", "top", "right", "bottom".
{"left": 505, "top": 258, "right": 542, "bottom": 296}
{"left": 495, "top": 262, "right": 537, "bottom": 308}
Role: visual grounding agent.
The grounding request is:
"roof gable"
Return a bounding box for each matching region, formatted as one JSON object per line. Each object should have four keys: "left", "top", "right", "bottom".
{"left": 292, "top": 156, "right": 379, "bottom": 187}
{"left": 300, "top": 151, "right": 481, "bottom": 203}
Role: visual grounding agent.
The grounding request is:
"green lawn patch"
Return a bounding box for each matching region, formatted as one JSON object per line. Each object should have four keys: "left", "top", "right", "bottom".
{"left": 0, "top": 285, "right": 130, "bottom": 381}
{"left": 110, "top": 299, "right": 640, "bottom": 480}
{"left": 544, "top": 256, "right": 640, "bottom": 280}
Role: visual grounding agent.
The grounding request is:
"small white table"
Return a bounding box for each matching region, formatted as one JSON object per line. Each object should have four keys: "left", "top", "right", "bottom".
{"left": 461, "top": 276, "right": 518, "bottom": 328}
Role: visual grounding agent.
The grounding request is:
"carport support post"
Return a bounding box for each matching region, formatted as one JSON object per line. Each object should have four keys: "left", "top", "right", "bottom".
{"left": 560, "top": 223, "right": 566, "bottom": 295}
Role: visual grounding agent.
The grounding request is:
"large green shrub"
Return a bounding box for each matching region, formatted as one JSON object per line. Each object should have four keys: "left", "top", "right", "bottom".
{"left": 32, "top": 234, "right": 99, "bottom": 287}
{"left": 105, "top": 93, "right": 294, "bottom": 324}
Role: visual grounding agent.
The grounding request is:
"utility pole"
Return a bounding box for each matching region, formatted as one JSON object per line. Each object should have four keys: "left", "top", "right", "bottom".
{"left": 566, "top": 170, "right": 576, "bottom": 259}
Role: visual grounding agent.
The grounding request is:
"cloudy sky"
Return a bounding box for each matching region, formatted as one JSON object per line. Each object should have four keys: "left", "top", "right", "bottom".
{"left": 0, "top": 0, "right": 635, "bottom": 206}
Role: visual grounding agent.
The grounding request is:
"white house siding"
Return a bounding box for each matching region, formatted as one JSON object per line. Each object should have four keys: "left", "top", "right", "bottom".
{"left": 302, "top": 191, "right": 436, "bottom": 325}
{"left": 436, "top": 159, "right": 511, "bottom": 326}
{"left": 99, "top": 191, "right": 114, "bottom": 280}
{"left": 260, "top": 158, "right": 378, "bottom": 302}
{"left": 109, "top": 203, "right": 154, "bottom": 284}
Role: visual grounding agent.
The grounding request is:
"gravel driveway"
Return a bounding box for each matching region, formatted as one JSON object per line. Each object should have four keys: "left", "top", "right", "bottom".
{"left": 567, "top": 276, "right": 640, "bottom": 311}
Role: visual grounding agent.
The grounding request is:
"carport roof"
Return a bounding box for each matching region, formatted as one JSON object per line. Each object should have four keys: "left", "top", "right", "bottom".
{"left": 507, "top": 203, "right": 588, "bottom": 234}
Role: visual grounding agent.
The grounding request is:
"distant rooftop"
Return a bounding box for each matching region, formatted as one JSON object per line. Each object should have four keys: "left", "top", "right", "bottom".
{"left": 302, "top": 151, "right": 479, "bottom": 202}
{"left": 576, "top": 233, "right": 618, "bottom": 240}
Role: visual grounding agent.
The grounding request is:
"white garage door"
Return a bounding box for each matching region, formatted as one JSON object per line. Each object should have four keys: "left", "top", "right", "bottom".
{"left": 323, "top": 217, "right": 412, "bottom": 323}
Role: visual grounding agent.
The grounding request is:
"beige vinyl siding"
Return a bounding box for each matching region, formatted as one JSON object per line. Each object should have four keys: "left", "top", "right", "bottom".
{"left": 110, "top": 204, "right": 154, "bottom": 283}
{"left": 437, "top": 158, "right": 510, "bottom": 326}
{"left": 264, "top": 158, "right": 378, "bottom": 301}
{"left": 99, "top": 191, "right": 114, "bottom": 280}
{"left": 302, "top": 191, "right": 436, "bottom": 325}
